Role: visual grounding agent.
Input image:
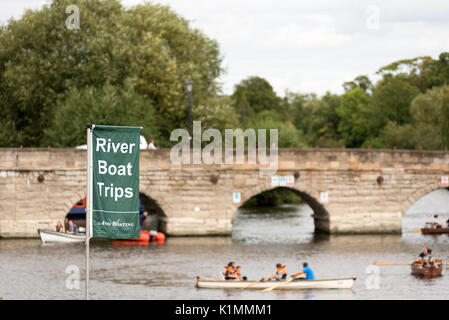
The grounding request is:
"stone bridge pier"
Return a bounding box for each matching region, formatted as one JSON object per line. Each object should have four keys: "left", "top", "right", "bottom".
{"left": 0, "top": 148, "right": 448, "bottom": 238}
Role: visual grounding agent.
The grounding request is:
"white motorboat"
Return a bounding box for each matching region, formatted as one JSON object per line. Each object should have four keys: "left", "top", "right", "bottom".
{"left": 38, "top": 229, "right": 85, "bottom": 243}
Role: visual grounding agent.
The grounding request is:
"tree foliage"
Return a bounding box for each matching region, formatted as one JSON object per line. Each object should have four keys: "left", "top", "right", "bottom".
{"left": 371, "top": 76, "right": 419, "bottom": 125}
{"left": 336, "top": 88, "right": 371, "bottom": 147}
{"left": 44, "top": 83, "right": 160, "bottom": 147}
{"left": 232, "top": 76, "right": 281, "bottom": 124}
{"left": 246, "top": 111, "right": 306, "bottom": 148}
{"left": 0, "top": 0, "right": 222, "bottom": 146}
{"left": 1, "top": 1, "right": 448, "bottom": 152}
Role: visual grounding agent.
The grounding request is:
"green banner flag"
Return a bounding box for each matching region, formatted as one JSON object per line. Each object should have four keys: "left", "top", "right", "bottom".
{"left": 91, "top": 125, "right": 141, "bottom": 239}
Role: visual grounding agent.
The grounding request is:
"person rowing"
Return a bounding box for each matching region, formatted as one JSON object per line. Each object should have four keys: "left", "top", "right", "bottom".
{"left": 291, "top": 262, "right": 315, "bottom": 280}
{"left": 234, "top": 266, "right": 247, "bottom": 281}
{"left": 423, "top": 249, "right": 435, "bottom": 266}
{"left": 271, "top": 263, "right": 287, "bottom": 281}
{"left": 418, "top": 247, "right": 429, "bottom": 262}
{"left": 274, "top": 263, "right": 287, "bottom": 280}
{"left": 223, "top": 262, "right": 237, "bottom": 280}
{"left": 261, "top": 263, "right": 288, "bottom": 281}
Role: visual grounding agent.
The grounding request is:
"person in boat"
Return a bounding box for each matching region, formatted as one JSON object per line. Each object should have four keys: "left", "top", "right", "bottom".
{"left": 432, "top": 215, "right": 441, "bottom": 228}
{"left": 418, "top": 247, "right": 429, "bottom": 262}
{"left": 149, "top": 230, "right": 158, "bottom": 241}
{"left": 234, "top": 266, "right": 247, "bottom": 281}
{"left": 445, "top": 219, "right": 449, "bottom": 228}
{"left": 66, "top": 220, "right": 77, "bottom": 235}
{"left": 272, "top": 263, "right": 287, "bottom": 281}
{"left": 291, "top": 262, "right": 315, "bottom": 280}
{"left": 223, "top": 262, "right": 237, "bottom": 280}
{"left": 55, "top": 221, "right": 64, "bottom": 233}
{"left": 140, "top": 211, "right": 149, "bottom": 231}
{"left": 424, "top": 249, "right": 436, "bottom": 266}
{"left": 148, "top": 140, "right": 158, "bottom": 150}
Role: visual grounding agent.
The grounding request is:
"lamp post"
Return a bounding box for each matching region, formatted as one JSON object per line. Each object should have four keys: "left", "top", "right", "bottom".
{"left": 186, "top": 77, "right": 193, "bottom": 139}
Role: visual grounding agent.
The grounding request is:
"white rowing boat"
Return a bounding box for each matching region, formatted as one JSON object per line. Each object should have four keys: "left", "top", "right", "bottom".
{"left": 38, "top": 229, "right": 85, "bottom": 243}
{"left": 195, "top": 276, "right": 356, "bottom": 290}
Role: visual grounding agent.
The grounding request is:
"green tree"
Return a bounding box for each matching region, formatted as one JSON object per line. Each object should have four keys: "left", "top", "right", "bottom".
{"left": 0, "top": 0, "right": 222, "bottom": 146}
{"left": 371, "top": 76, "right": 419, "bottom": 125}
{"left": 0, "top": 120, "right": 23, "bottom": 147}
{"left": 409, "top": 86, "right": 449, "bottom": 148}
{"left": 303, "top": 92, "right": 342, "bottom": 147}
{"left": 343, "top": 75, "right": 373, "bottom": 94}
{"left": 378, "top": 86, "right": 449, "bottom": 150}
{"left": 247, "top": 111, "right": 306, "bottom": 148}
{"left": 428, "top": 53, "right": 449, "bottom": 90}
{"left": 376, "top": 53, "right": 449, "bottom": 93}
{"left": 44, "top": 83, "right": 160, "bottom": 147}
{"left": 282, "top": 91, "right": 315, "bottom": 132}
{"left": 336, "top": 88, "right": 372, "bottom": 147}
{"left": 441, "top": 87, "right": 449, "bottom": 147}
{"left": 192, "top": 95, "right": 240, "bottom": 133}
{"left": 232, "top": 76, "right": 281, "bottom": 123}
{"left": 376, "top": 56, "right": 436, "bottom": 93}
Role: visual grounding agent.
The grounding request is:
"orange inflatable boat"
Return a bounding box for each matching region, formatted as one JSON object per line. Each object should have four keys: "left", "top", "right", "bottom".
{"left": 112, "top": 230, "right": 165, "bottom": 245}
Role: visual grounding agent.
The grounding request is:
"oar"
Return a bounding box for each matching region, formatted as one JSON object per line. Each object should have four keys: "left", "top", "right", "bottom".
{"left": 374, "top": 262, "right": 411, "bottom": 266}
{"left": 374, "top": 261, "right": 449, "bottom": 266}
{"left": 411, "top": 229, "right": 421, "bottom": 233}
{"left": 262, "top": 274, "right": 305, "bottom": 292}
{"left": 240, "top": 273, "right": 274, "bottom": 291}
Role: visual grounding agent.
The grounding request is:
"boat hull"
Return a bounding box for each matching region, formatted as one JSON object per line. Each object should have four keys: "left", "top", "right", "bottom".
{"left": 411, "top": 264, "right": 443, "bottom": 278}
{"left": 195, "top": 277, "right": 356, "bottom": 290}
{"left": 112, "top": 230, "right": 166, "bottom": 245}
{"left": 421, "top": 228, "right": 449, "bottom": 235}
{"left": 38, "top": 229, "right": 85, "bottom": 243}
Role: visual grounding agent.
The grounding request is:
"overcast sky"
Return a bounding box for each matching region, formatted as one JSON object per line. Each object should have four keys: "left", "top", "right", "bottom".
{"left": 1, "top": 0, "right": 449, "bottom": 96}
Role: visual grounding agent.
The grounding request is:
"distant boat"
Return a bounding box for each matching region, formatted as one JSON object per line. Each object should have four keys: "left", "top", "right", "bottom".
{"left": 112, "top": 230, "right": 166, "bottom": 245}
{"left": 411, "top": 260, "right": 443, "bottom": 278}
{"left": 421, "top": 222, "right": 449, "bottom": 235}
{"left": 195, "top": 276, "right": 356, "bottom": 290}
{"left": 38, "top": 229, "right": 85, "bottom": 243}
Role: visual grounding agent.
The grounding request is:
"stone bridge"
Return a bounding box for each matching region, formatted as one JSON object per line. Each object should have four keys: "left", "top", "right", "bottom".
{"left": 0, "top": 148, "right": 448, "bottom": 238}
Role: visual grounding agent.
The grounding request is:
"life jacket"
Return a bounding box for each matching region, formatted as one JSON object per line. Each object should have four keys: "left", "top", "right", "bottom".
{"left": 235, "top": 268, "right": 241, "bottom": 277}
{"left": 224, "top": 265, "right": 235, "bottom": 275}
{"left": 276, "top": 265, "right": 287, "bottom": 275}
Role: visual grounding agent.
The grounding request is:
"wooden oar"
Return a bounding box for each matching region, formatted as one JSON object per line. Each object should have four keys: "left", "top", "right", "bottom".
{"left": 374, "top": 262, "right": 411, "bottom": 266}
{"left": 262, "top": 274, "right": 305, "bottom": 292}
{"left": 374, "top": 261, "right": 449, "bottom": 266}
{"left": 240, "top": 273, "right": 274, "bottom": 291}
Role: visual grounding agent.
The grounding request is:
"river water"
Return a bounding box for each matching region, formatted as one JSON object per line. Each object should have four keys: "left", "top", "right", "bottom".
{"left": 1, "top": 190, "right": 449, "bottom": 300}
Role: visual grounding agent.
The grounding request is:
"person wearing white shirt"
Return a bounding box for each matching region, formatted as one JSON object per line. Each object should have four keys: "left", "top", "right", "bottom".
{"left": 148, "top": 140, "right": 158, "bottom": 150}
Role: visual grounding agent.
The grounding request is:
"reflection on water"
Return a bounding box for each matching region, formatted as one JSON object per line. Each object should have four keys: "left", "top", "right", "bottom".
{"left": 1, "top": 190, "right": 449, "bottom": 300}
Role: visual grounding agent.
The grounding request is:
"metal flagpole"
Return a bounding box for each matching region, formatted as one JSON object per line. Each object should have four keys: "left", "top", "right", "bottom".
{"left": 85, "top": 124, "right": 93, "bottom": 300}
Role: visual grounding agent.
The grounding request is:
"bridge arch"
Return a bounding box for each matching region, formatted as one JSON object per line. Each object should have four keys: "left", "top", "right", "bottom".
{"left": 138, "top": 191, "right": 168, "bottom": 234}
{"left": 400, "top": 182, "right": 449, "bottom": 216}
{"left": 59, "top": 187, "right": 170, "bottom": 234}
{"left": 60, "top": 188, "right": 86, "bottom": 225}
{"left": 229, "top": 181, "right": 330, "bottom": 233}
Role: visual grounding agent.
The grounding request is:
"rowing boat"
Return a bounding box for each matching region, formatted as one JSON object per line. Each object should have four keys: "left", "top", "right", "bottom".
{"left": 38, "top": 229, "right": 85, "bottom": 243}
{"left": 421, "top": 228, "right": 449, "bottom": 235}
{"left": 195, "top": 276, "right": 356, "bottom": 290}
{"left": 421, "top": 222, "right": 449, "bottom": 235}
{"left": 411, "top": 261, "right": 443, "bottom": 278}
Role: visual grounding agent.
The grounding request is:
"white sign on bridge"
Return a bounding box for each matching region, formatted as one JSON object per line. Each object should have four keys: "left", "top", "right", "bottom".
{"left": 233, "top": 192, "right": 241, "bottom": 204}
{"left": 442, "top": 176, "right": 449, "bottom": 187}
{"left": 320, "top": 192, "right": 329, "bottom": 204}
